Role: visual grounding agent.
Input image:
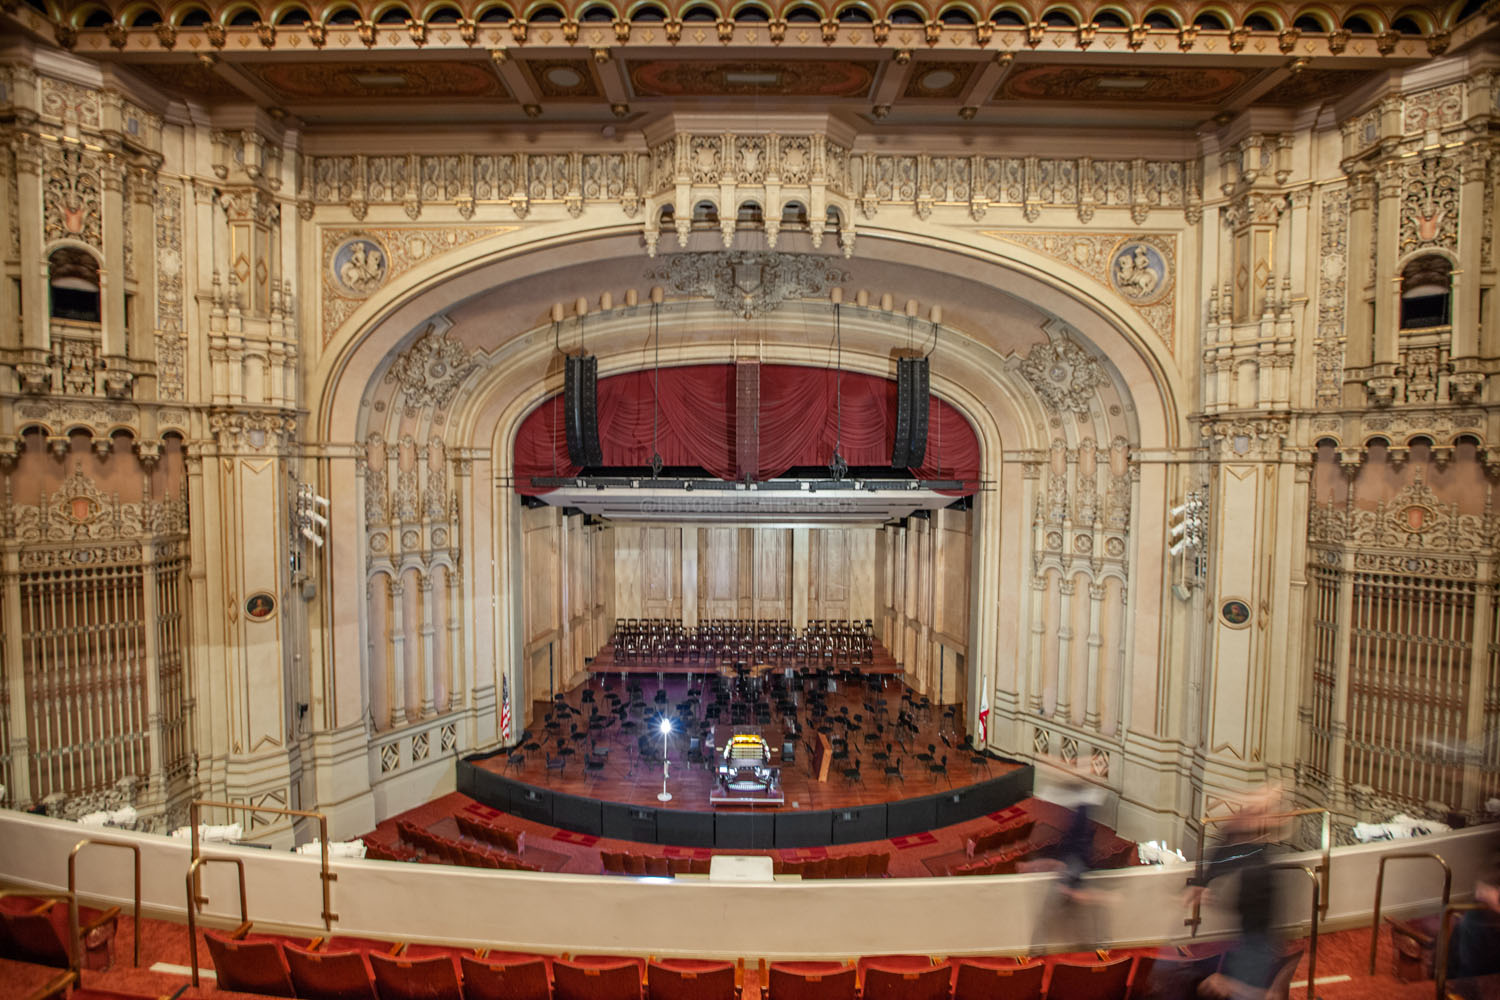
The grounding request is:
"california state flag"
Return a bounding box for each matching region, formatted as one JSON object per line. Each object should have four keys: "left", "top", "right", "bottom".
{"left": 978, "top": 676, "right": 990, "bottom": 746}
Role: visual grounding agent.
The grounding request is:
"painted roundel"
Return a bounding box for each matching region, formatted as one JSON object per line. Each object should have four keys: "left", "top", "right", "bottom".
{"left": 330, "top": 235, "right": 388, "bottom": 297}
{"left": 1109, "top": 240, "right": 1172, "bottom": 305}
{"left": 1220, "top": 598, "right": 1251, "bottom": 629}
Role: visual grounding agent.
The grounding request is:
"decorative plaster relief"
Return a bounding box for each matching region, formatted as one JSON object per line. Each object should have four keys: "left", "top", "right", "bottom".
{"left": 1402, "top": 83, "right": 1463, "bottom": 135}
{"left": 155, "top": 181, "right": 186, "bottom": 401}
{"left": 44, "top": 144, "right": 102, "bottom": 248}
{"left": 383, "top": 324, "right": 479, "bottom": 413}
{"left": 985, "top": 231, "right": 1176, "bottom": 353}
{"left": 319, "top": 226, "right": 515, "bottom": 344}
{"left": 38, "top": 76, "right": 101, "bottom": 128}
{"left": 11, "top": 462, "right": 188, "bottom": 544}
{"left": 1018, "top": 336, "right": 1108, "bottom": 416}
{"left": 1400, "top": 156, "right": 1458, "bottom": 254}
{"left": 647, "top": 251, "right": 848, "bottom": 319}
{"left": 1315, "top": 185, "right": 1348, "bottom": 409}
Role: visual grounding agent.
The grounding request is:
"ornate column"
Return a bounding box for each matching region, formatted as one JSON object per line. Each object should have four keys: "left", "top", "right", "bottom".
{"left": 1341, "top": 170, "right": 1376, "bottom": 403}
{"left": 1449, "top": 143, "right": 1491, "bottom": 397}
{"left": 100, "top": 152, "right": 128, "bottom": 361}
{"left": 1370, "top": 155, "right": 1404, "bottom": 381}
{"left": 1084, "top": 581, "right": 1105, "bottom": 729}
{"left": 1055, "top": 578, "right": 1074, "bottom": 721}
{"left": 389, "top": 577, "right": 407, "bottom": 727}
{"left": 418, "top": 574, "right": 437, "bottom": 715}
{"left": 12, "top": 131, "right": 50, "bottom": 377}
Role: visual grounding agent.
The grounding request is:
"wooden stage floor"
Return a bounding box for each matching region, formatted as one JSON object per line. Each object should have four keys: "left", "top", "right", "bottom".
{"left": 481, "top": 672, "right": 1013, "bottom": 814}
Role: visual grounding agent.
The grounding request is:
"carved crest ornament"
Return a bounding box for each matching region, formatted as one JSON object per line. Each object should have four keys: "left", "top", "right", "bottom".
{"left": 648, "top": 251, "right": 849, "bottom": 320}
{"left": 383, "top": 324, "right": 479, "bottom": 412}
{"left": 1017, "top": 336, "right": 1109, "bottom": 415}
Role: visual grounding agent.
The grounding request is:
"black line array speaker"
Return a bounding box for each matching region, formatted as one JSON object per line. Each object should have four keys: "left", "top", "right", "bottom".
{"left": 892, "top": 357, "right": 929, "bottom": 468}
{"left": 564, "top": 354, "right": 603, "bottom": 467}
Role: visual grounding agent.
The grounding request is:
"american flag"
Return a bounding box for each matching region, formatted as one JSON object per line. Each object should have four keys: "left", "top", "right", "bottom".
{"left": 500, "top": 674, "right": 512, "bottom": 742}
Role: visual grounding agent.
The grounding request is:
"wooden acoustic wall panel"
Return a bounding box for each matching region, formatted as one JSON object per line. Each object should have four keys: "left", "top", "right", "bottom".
{"left": 641, "top": 526, "right": 681, "bottom": 619}
{"left": 522, "top": 506, "right": 561, "bottom": 646}
{"left": 934, "top": 511, "right": 972, "bottom": 648}
{"left": 703, "top": 526, "right": 739, "bottom": 620}
{"left": 754, "top": 528, "right": 790, "bottom": 619}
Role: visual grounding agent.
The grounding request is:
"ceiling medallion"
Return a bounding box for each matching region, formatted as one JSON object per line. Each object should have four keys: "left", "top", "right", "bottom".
{"left": 648, "top": 251, "right": 848, "bottom": 319}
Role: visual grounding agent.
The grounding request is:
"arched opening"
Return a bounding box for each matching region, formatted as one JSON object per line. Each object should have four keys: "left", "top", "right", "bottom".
{"left": 691, "top": 201, "right": 720, "bottom": 229}
{"left": 49, "top": 247, "right": 101, "bottom": 323}
{"left": 1400, "top": 255, "right": 1452, "bottom": 329}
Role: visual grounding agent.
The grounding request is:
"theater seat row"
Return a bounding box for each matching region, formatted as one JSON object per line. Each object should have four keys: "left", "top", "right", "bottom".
{"left": 392, "top": 820, "right": 541, "bottom": 872}
{"left": 199, "top": 927, "right": 1305, "bottom": 1000}
{"left": 597, "top": 851, "right": 893, "bottom": 879}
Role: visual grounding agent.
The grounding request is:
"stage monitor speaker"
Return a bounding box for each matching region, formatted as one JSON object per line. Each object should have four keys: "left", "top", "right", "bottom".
{"left": 891, "top": 357, "right": 929, "bottom": 468}
{"left": 564, "top": 354, "right": 603, "bottom": 467}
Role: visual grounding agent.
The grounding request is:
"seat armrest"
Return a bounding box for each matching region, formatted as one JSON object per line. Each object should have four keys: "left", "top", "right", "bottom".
{"left": 80, "top": 906, "right": 121, "bottom": 934}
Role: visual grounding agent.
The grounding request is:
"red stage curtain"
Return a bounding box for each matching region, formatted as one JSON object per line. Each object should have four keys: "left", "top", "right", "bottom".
{"left": 512, "top": 364, "right": 979, "bottom": 494}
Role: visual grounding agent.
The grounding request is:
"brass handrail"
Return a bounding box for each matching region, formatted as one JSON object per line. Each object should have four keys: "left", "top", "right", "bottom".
{"left": 68, "top": 837, "right": 142, "bottom": 968}
{"left": 184, "top": 855, "right": 248, "bottom": 989}
{"left": 1188, "top": 807, "right": 1331, "bottom": 932}
{"left": 0, "top": 890, "right": 80, "bottom": 973}
{"left": 26, "top": 969, "right": 77, "bottom": 1000}
{"left": 1268, "top": 863, "right": 1321, "bottom": 1000}
{"left": 1366, "top": 852, "right": 1450, "bottom": 975}
{"left": 1432, "top": 901, "right": 1483, "bottom": 1000}
{"left": 188, "top": 798, "right": 337, "bottom": 929}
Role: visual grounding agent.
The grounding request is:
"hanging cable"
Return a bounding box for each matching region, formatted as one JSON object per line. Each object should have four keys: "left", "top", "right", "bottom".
{"left": 650, "top": 299, "right": 663, "bottom": 478}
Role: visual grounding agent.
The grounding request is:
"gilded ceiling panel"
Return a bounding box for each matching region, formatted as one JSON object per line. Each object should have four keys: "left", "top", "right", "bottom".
{"left": 996, "top": 64, "right": 1252, "bottom": 104}
{"left": 628, "top": 60, "right": 876, "bottom": 99}
{"left": 242, "top": 60, "right": 507, "bottom": 100}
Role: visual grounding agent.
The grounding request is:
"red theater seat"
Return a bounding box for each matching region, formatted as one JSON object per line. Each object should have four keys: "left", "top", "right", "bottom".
{"left": 461, "top": 954, "right": 552, "bottom": 1000}
{"left": 201, "top": 928, "right": 296, "bottom": 997}
{"left": 285, "top": 942, "right": 378, "bottom": 1000}
{"left": 0, "top": 895, "right": 119, "bottom": 971}
{"left": 1045, "top": 956, "right": 1133, "bottom": 1000}
{"left": 553, "top": 957, "right": 645, "bottom": 1000}
{"left": 1126, "top": 953, "right": 1221, "bottom": 1000}
{"left": 370, "top": 950, "right": 463, "bottom": 1000}
{"left": 861, "top": 960, "right": 951, "bottom": 1000}
{"left": 647, "top": 958, "right": 737, "bottom": 1000}
{"left": 766, "top": 961, "right": 857, "bottom": 1000}
{"left": 952, "top": 958, "right": 1042, "bottom": 1000}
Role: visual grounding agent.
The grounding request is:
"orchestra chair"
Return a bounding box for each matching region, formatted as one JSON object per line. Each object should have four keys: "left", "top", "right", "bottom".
{"left": 1125, "top": 952, "right": 1221, "bottom": 1000}
{"left": 0, "top": 894, "right": 119, "bottom": 971}
{"left": 201, "top": 927, "right": 297, "bottom": 997}
{"left": 951, "top": 957, "right": 1042, "bottom": 1000}
{"left": 553, "top": 957, "right": 646, "bottom": 1000}
{"left": 860, "top": 959, "right": 952, "bottom": 1000}
{"left": 765, "top": 960, "right": 857, "bottom": 1000}
{"left": 461, "top": 954, "right": 552, "bottom": 1000}
{"left": 284, "top": 942, "right": 378, "bottom": 1000}
{"left": 1044, "top": 955, "right": 1134, "bottom": 1000}
{"left": 647, "top": 958, "right": 738, "bottom": 1000}
{"left": 369, "top": 951, "right": 463, "bottom": 1000}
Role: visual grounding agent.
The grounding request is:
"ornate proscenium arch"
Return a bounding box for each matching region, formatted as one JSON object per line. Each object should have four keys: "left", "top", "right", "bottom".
{"left": 310, "top": 225, "right": 1187, "bottom": 833}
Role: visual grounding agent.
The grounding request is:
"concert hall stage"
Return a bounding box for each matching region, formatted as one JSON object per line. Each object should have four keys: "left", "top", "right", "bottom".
{"left": 459, "top": 672, "right": 1031, "bottom": 850}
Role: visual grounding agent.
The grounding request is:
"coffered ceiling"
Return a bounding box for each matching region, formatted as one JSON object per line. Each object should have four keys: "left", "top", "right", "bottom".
{"left": 2, "top": 0, "right": 1494, "bottom": 134}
